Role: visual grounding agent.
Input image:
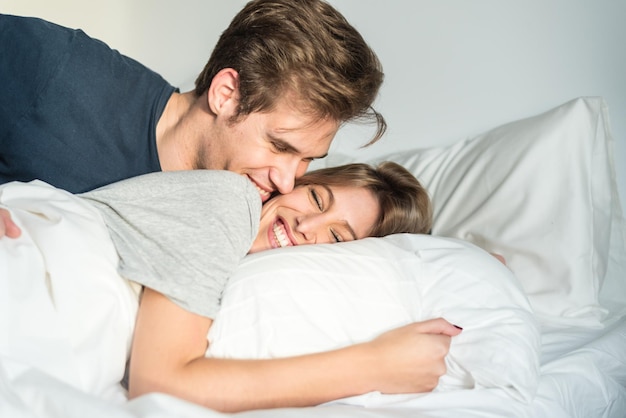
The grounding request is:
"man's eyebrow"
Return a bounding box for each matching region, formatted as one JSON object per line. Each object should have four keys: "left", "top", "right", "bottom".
{"left": 323, "top": 185, "right": 357, "bottom": 241}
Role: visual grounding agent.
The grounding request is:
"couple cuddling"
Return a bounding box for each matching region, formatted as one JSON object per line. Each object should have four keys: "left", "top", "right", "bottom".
{"left": 0, "top": 0, "right": 462, "bottom": 412}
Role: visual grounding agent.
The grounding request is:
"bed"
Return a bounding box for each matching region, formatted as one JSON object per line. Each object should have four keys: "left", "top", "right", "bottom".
{"left": 1, "top": 96, "right": 625, "bottom": 418}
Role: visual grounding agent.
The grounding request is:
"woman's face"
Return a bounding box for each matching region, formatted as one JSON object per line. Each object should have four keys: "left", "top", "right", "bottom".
{"left": 249, "top": 184, "right": 380, "bottom": 254}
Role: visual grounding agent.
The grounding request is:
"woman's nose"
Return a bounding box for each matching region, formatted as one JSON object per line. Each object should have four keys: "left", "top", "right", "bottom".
{"left": 294, "top": 215, "right": 321, "bottom": 244}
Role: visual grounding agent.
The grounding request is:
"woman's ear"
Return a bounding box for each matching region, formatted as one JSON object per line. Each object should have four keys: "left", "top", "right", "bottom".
{"left": 207, "top": 68, "right": 239, "bottom": 116}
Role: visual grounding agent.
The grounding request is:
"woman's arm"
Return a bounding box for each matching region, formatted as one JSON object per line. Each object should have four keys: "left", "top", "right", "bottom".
{"left": 129, "top": 288, "right": 461, "bottom": 413}
{"left": 0, "top": 208, "right": 21, "bottom": 238}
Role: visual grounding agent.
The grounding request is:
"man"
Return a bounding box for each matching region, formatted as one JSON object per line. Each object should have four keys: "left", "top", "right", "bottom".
{"left": 1, "top": 0, "right": 385, "bottom": 197}
{"left": 0, "top": 0, "right": 461, "bottom": 410}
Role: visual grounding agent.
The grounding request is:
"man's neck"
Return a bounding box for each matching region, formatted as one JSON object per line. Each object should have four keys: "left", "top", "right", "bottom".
{"left": 156, "top": 91, "right": 200, "bottom": 171}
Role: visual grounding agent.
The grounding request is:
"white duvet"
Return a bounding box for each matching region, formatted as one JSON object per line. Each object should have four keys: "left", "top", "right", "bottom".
{"left": 0, "top": 180, "right": 140, "bottom": 404}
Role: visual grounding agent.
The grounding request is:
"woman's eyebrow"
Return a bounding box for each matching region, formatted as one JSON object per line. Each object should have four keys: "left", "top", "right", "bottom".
{"left": 344, "top": 222, "right": 358, "bottom": 241}
{"left": 321, "top": 184, "right": 335, "bottom": 207}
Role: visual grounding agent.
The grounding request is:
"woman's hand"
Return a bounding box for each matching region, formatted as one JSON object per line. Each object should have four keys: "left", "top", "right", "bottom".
{"left": 0, "top": 208, "right": 21, "bottom": 238}
{"left": 129, "top": 289, "right": 462, "bottom": 413}
{"left": 363, "top": 318, "right": 462, "bottom": 393}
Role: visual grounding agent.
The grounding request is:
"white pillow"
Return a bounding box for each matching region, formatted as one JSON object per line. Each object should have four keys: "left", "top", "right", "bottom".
{"left": 329, "top": 97, "right": 624, "bottom": 327}
{"left": 207, "top": 234, "right": 540, "bottom": 403}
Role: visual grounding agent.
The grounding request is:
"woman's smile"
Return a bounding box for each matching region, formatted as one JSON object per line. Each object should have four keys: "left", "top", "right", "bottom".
{"left": 270, "top": 217, "right": 295, "bottom": 248}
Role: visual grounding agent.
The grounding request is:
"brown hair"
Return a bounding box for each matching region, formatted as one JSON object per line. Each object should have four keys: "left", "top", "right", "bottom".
{"left": 195, "top": 0, "right": 386, "bottom": 145}
{"left": 294, "top": 162, "right": 432, "bottom": 236}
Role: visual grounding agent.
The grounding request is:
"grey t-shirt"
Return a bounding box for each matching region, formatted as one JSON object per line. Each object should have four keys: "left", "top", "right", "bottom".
{"left": 80, "top": 170, "right": 261, "bottom": 319}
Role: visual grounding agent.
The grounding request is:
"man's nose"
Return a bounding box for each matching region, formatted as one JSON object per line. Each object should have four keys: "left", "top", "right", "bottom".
{"left": 271, "top": 159, "right": 309, "bottom": 194}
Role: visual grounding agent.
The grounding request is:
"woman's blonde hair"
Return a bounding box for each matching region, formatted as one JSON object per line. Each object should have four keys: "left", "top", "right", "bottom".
{"left": 295, "top": 162, "right": 432, "bottom": 236}
{"left": 195, "top": 0, "right": 386, "bottom": 145}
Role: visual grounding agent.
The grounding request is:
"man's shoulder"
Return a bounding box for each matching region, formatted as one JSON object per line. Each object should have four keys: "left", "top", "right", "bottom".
{"left": 1, "top": 14, "right": 74, "bottom": 44}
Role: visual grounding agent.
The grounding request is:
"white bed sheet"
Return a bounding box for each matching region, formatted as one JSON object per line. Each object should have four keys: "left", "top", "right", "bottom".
{"left": 1, "top": 313, "right": 624, "bottom": 418}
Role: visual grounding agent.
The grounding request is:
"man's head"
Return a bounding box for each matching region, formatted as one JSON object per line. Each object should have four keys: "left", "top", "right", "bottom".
{"left": 191, "top": 0, "right": 386, "bottom": 199}
{"left": 196, "top": 0, "right": 385, "bottom": 137}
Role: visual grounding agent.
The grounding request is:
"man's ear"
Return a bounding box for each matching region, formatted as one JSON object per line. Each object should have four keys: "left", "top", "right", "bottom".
{"left": 207, "top": 68, "right": 239, "bottom": 116}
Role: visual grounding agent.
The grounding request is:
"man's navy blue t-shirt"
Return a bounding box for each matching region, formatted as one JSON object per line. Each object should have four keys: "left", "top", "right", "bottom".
{"left": 0, "top": 14, "right": 177, "bottom": 193}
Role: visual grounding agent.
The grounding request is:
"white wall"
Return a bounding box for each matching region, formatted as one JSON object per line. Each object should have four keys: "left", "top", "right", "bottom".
{"left": 3, "top": 0, "right": 625, "bottom": 209}
{"left": 325, "top": 0, "right": 626, "bottom": 211}
{"left": 0, "top": 0, "right": 245, "bottom": 85}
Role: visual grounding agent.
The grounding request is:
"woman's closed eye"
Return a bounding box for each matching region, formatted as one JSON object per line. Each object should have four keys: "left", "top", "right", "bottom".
{"left": 310, "top": 187, "right": 323, "bottom": 211}
{"left": 309, "top": 185, "right": 333, "bottom": 212}
{"left": 330, "top": 228, "right": 343, "bottom": 243}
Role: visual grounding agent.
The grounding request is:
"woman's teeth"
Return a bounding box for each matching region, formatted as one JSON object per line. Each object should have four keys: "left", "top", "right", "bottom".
{"left": 272, "top": 222, "right": 291, "bottom": 248}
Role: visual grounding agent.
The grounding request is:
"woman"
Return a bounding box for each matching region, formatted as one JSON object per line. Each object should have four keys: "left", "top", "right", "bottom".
{"left": 251, "top": 162, "right": 433, "bottom": 253}
{"left": 0, "top": 162, "right": 461, "bottom": 411}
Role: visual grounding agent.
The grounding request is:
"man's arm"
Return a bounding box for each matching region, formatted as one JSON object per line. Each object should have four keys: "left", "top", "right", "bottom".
{"left": 0, "top": 208, "right": 21, "bottom": 238}
{"left": 129, "top": 288, "right": 461, "bottom": 413}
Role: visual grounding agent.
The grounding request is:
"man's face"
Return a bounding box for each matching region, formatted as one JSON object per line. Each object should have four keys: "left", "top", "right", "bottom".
{"left": 200, "top": 97, "right": 339, "bottom": 202}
